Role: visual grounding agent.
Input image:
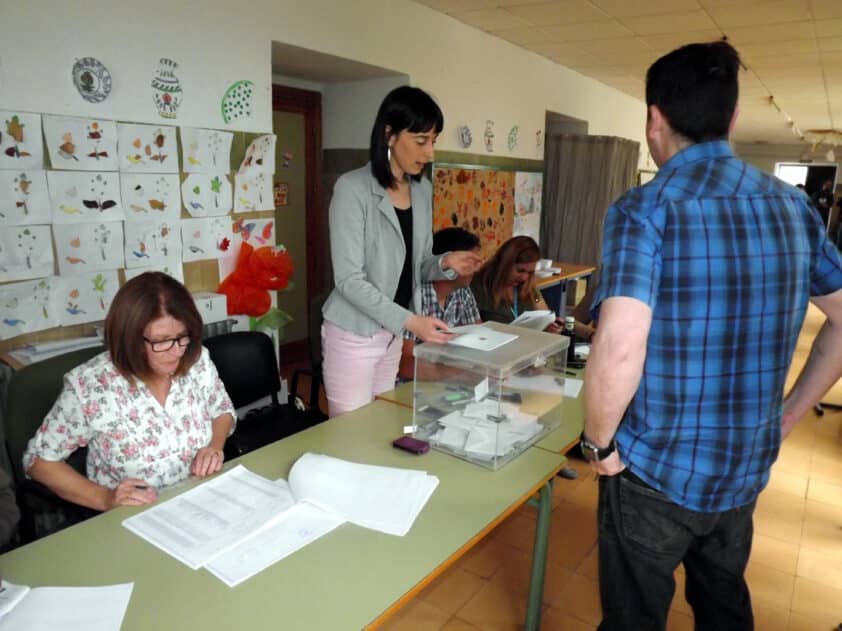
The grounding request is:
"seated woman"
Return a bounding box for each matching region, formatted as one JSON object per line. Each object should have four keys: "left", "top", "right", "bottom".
{"left": 23, "top": 272, "right": 235, "bottom": 512}
{"left": 471, "top": 236, "right": 562, "bottom": 333}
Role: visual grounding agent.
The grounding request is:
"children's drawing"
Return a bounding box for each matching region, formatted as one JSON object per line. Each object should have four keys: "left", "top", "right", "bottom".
{"left": 181, "top": 217, "right": 233, "bottom": 263}
{"left": 124, "top": 219, "right": 183, "bottom": 269}
{"left": 151, "top": 58, "right": 182, "bottom": 119}
{"left": 233, "top": 172, "right": 273, "bottom": 212}
{"left": 218, "top": 218, "right": 275, "bottom": 279}
{"left": 221, "top": 80, "right": 254, "bottom": 124}
{"left": 55, "top": 270, "right": 119, "bottom": 326}
{"left": 0, "top": 170, "right": 51, "bottom": 225}
{"left": 484, "top": 120, "right": 495, "bottom": 152}
{"left": 0, "top": 225, "right": 54, "bottom": 282}
{"left": 42, "top": 115, "right": 118, "bottom": 171}
{"left": 124, "top": 260, "right": 184, "bottom": 284}
{"left": 238, "top": 134, "right": 275, "bottom": 175}
{"left": 0, "top": 277, "right": 58, "bottom": 341}
{"left": 120, "top": 173, "right": 181, "bottom": 221}
{"left": 180, "top": 127, "right": 233, "bottom": 173}
{"left": 72, "top": 57, "right": 112, "bottom": 103}
{"left": 0, "top": 111, "right": 43, "bottom": 170}
{"left": 181, "top": 173, "right": 232, "bottom": 217}
{"left": 116, "top": 123, "right": 179, "bottom": 173}
{"left": 48, "top": 171, "right": 124, "bottom": 224}
{"left": 54, "top": 221, "right": 124, "bottom": 275}
{"left": 508, "top": 125, "right": 519, "bottom": 151}
{"left": 274, "top": 182, "right": 288, "bottom": 207}
{"left": 512, "top": 171, "right": 543, "bottom": 244}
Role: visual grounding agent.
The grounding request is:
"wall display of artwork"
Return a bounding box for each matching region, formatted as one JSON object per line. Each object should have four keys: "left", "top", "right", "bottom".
{"left": 48, "top": 171, "right": 124, "bottom": 224}
{"left": 0, "top": 225, "right": 54, "bottom": 282}
{"left": 124, "top": 260, "right": 184, "bottom": 284}
{"left": 181, "top": 173, "right": 232, "bottom": 217}
{"left": 0, "top": 277, "right": 57, "bottom": 340}
{"left": 120, "top": 173, "right": 181, "bottom": 221}
{"left": 432, "top": 166, "right": 515, "bottom": 260}
{"left": 221, "top": 80, "right": 254, "bottom": 124}
{"left": 116, "top": 123, "right": 179, "bottom": 173}
{"left": 238, "top": 134, "right": 275, "bottom": 175}
{"left": 0, "top": 111, "right": 44, "bottom": 170}
{"left": 54, "top": 221, "right": 124, "bottom": 276}
{"left": 151, "top": 58, "right": 182, "bottom": 119}
{"left": 55, "top": 270, "right": 120, "bottom": 326}
{"left": 512, "top": 171, "right": 543, "bottom": 244}
{"left": 0, "top": 170, "right": 51, "bottom": 225}
{"left": 219, "top": 217, "right": 275, "bottom": 279}
{"left": 42, "top": 115, "right": 118, "bottom": 171}
{"left": 124, "top": 219, "right": 182, "bottom": 269}
{"left": 181, "top": 216, "right": 233, "bottom": 262}
{"left": 180, "top": 127, "right": 233, "bottom": 173}
{"left": 233, "top": 172, "right": 273, "bottom": 212}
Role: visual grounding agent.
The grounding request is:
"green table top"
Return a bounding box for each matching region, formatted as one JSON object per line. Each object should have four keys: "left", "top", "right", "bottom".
{"left": 0, "top": 400, "right": 565, "bottom": 631}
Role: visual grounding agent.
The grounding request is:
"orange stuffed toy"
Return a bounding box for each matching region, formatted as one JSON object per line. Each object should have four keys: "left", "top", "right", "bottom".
{"left": 218, "top": 242, "right": 294, "bottom": 317}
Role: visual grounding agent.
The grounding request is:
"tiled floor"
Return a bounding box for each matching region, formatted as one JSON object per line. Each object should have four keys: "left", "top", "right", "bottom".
{"left": 375, "top": 306, "right": 842, "bottom": 631}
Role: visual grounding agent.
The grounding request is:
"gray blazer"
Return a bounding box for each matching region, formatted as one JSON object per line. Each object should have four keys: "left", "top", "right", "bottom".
{"left": 323, "top": 163, "right": 449, "bottom": 337}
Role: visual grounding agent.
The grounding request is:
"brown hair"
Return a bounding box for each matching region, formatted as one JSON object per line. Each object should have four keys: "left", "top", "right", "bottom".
{"left": 104, "top": 272, "right": 203, "bottom": 382}
{"left": 474, "top": 236, "right": 541, "bottom": 309}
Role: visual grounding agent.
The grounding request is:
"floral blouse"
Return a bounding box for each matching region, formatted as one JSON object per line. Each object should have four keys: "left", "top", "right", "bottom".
{"left": 23, "top": 347, "right": 236, "bottom": 490}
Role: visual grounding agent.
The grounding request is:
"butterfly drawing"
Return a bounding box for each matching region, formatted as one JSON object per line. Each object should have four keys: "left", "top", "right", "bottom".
{"left": 233, "top": 218, "right": 256, "bottom": 241}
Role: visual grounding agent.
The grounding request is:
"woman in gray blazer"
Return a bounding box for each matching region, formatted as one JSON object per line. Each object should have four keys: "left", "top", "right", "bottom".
{"left": 322, "top": 86, "right": 482, "bottom": 416}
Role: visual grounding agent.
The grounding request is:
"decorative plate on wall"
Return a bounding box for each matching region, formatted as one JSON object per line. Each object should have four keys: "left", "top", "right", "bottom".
{"left": 458, "top": 125, "right": 473, "bottom": 149}
{"left": 72, "top": 58, "right": 112, "bottom": 103}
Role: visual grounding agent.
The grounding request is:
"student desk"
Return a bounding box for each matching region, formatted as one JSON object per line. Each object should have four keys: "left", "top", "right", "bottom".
{"left": 535, "top": 261, "right": 596, "bottom": 315}
{"left": 0, "top": 400, "right": 565, "bottom": 631}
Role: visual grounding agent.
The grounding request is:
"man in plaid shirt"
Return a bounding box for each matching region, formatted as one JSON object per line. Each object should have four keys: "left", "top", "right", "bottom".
{"left": 398, "top": 227, "right": 482, "bottom": 380}
{"left": 583, "top": 41, "right": 842, "bottom": 630}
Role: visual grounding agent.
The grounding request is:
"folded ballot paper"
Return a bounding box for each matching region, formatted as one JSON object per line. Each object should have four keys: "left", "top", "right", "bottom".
{"left": 510, "top": 309, "right": 556, "bottom": 331}
{"left": 123, "top": 455, "right": 439, "bottom": 587}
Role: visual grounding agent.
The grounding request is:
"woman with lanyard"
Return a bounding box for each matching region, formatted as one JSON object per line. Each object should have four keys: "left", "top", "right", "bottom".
{"left": 322, "top": 86, "right": 482, "bottom": 417}
{"left": 471, "top": 236, "right": 562, "bottom": 333}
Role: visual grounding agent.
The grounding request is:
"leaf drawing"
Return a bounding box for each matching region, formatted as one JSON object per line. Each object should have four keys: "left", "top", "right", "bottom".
{"left": 5, "top": 115, "right": 24, "bottom": 143}
{"left": 58, "top": 132, "right": 79, "bottom": 161}
{"left": 92, "top": 274, "right": 107, "bottom": 293}
{"left": 148, "top": 199, "right": 166, "bottom": 210}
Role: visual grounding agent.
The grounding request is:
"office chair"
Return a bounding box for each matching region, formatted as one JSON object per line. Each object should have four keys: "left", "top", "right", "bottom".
{"left": 5, "top": 345, "right": 104, "bottom": 543}
{"left": 204, "top": 331, "right": 316, "bottom": 459}
{"left": 290, "top": 292, "right": 329, "bottom": 416}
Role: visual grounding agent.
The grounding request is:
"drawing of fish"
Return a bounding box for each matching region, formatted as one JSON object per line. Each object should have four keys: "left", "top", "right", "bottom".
{"left": 2, "top": 318, "right": 25, "bottom": 326}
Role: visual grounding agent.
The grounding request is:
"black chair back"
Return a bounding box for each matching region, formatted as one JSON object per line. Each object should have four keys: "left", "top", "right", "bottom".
{"left": 204, "top": 331, "right": 280, "bottom": 409}
{"left": 4, "top": 345, "right": 104, "bottom": 542}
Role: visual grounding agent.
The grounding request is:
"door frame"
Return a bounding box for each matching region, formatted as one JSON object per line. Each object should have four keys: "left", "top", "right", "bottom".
{"left": 272, "top": 84, "right": 323, "bottom": 365}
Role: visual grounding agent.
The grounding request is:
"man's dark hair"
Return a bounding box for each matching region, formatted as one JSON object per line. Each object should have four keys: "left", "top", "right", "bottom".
{"left": 369, "top": 86, "right": 443, "bottom": 189}
{"left": 646, "top": 41, "right": 740, "bottom": 143}
{"left": 432, "top": 227, "right": 480, "bottom": 255}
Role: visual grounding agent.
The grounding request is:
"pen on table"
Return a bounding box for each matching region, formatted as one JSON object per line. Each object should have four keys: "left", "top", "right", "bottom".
{"left": 565, "top": 370, "right": 577, "bottom": 376}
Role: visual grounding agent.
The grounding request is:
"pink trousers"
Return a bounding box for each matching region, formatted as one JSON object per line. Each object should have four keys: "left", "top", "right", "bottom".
{"left": 321, "top": 321, "right": 402, "bottom": 417}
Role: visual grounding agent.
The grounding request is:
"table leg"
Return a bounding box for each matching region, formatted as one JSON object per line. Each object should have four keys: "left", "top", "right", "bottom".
{"left": 524, "top": 478, "right": 553, "bottom": 630}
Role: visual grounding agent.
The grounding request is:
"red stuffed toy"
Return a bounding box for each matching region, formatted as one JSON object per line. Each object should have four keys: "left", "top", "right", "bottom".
{"left": 218, "top": 242, "right": 294, "bottom": 316}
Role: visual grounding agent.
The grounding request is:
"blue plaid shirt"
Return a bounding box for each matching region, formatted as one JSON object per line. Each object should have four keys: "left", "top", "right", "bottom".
{"left": 593, "top": 140, "right": 842, "bottom": 512}
{"left": 403, "top": 283, "right": 481, "bottom": 341}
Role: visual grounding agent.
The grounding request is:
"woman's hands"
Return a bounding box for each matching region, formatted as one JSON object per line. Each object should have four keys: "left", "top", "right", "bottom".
{"left": 406, "top": 314, "right": 455, "bottom": 344}
{"left": 442, "top": 250, "right": 484, "bottom": 276}
{"left": 191, "top": 446, "right": 225, "bottom": 477}
{"left": 105, "top": 478, "right": 157, "bottom": 510}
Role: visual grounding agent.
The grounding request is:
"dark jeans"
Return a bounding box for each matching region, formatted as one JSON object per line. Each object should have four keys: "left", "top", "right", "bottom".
{"left": 597, "top": 469, "right": 756, "bottom": 631}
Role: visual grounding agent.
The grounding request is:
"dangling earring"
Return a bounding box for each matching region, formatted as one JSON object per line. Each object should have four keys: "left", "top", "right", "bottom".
{"left": 387, "top": 145, "right": 392, "bottom": 162}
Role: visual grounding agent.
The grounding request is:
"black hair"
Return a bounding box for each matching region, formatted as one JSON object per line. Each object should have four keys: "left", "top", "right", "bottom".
{"left": 370, "top": 86, "right": 444, "bottom": 189}
{"left": 432, "top": 227, "right": 480, "bottom": 255}
{"left": 646, "top": 41, "right": 740, "bottom": 143}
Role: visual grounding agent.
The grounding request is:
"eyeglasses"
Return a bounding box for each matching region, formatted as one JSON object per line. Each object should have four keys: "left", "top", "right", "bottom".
{"left": 144, "top": 335, "right": 191, "bottom": 352}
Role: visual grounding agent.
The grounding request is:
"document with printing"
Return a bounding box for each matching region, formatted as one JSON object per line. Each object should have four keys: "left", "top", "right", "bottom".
{"left": 124, "top": 455, "right": 439, "bottom": 586}
{"left": 447, "top": 324, "right": 518, "bottom": 352}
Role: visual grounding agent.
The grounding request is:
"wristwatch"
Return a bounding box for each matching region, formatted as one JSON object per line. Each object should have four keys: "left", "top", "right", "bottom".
{"left": 580, "top": 432, "right": 616, "bottom": 462}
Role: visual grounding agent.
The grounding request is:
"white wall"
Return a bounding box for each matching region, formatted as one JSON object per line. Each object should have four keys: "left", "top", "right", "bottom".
{"left": 322, "top": 76, "right": 409, "bottom": 149}
{"left": 271, "top": 74, "right": 324, "bottom": 94}
{"left": 1, "top": 0, "right": 648, "bottom": 162}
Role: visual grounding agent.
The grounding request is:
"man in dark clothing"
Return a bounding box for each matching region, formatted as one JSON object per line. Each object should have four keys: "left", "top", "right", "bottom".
{"left": 811, "top": 178, "right": 834, "bottom": 226}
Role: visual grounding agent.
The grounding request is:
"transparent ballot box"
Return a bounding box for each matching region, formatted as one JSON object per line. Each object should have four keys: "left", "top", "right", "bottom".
{"left": 412, "top": 322, "right": 569, "bottom": 470}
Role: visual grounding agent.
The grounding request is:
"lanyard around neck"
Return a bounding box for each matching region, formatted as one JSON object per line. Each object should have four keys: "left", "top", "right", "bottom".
{"left": 511, "top": 290, "right": 519, "bottom": 319}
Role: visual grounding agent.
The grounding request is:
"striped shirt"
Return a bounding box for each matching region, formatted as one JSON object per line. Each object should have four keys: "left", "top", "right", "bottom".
{"left": 593, "top": 140, "right": 842, "bottom": 512}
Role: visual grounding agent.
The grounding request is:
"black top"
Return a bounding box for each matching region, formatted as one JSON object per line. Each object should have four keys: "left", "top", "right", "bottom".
{"left": 393, "top": 206, "right": 413, "bottom": 310}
